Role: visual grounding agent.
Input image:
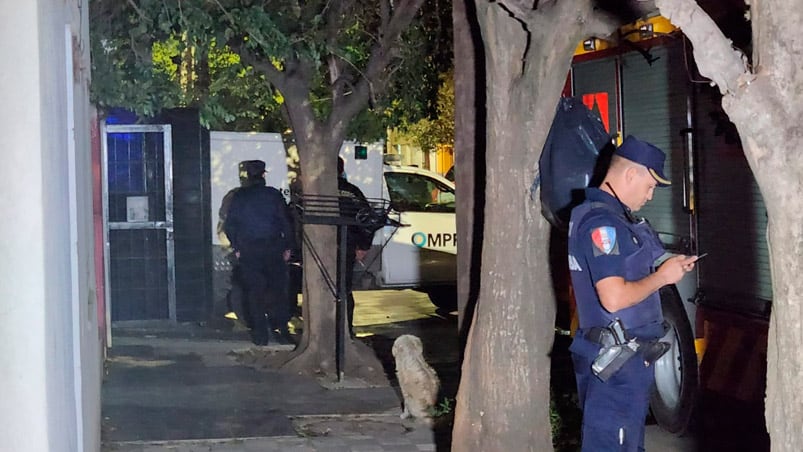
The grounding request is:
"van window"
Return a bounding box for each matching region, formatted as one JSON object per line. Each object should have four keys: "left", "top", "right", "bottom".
{"left": 385, "top": 172, "right": 455, "bottom": 213}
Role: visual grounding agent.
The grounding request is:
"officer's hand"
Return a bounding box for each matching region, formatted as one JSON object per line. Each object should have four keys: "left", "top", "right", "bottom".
{"left": 283, "top": 249, "right": 291, "bottom": 262}
{"left": 657, "top": 255, "right": 697, "bottom": 285}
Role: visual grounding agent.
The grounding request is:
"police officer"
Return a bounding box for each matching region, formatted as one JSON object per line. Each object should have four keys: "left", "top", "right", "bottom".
{"left": 567, "top": 136, "right": 699, "bottom": 451}
{"left": 224, "top": 160, "right": 293, "bottom": 346}
{"left": 337, "top": 157, "right": 375, "bottom": 337}
{"left": 217, "top": 164, "right": 255, "bottom": 327}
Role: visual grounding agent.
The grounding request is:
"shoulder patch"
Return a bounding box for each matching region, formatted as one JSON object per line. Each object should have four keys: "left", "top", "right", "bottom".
{"left": 591, "top": 226, "right": 619, "bottom": 256}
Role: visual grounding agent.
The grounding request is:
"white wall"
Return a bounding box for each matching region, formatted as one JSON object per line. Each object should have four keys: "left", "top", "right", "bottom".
{"left": 0, "top": 1, "right": 101, "bottom": 451}
{"left": 340, "top": 141, "right": 386, "bottom": 201}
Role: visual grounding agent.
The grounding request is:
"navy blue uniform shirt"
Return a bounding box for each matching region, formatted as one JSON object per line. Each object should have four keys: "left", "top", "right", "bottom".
{"left": 224, "top": 182, "right": 291, "bottom": 252}
{"left": 568, "top": 187, "right": 665, "bottom": 336}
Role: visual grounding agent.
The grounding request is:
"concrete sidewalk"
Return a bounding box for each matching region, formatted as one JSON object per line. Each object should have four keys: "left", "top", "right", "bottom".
{"left": 101, "top": 322, "right": 448, "bottom": 452}
{"left": 101, "top": 320, "right": 697, "bottom": 452}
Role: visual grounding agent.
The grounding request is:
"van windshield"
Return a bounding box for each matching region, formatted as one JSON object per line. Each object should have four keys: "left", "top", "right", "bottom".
{"left": 385, "top": 172, "right": 455, "bottom": 213}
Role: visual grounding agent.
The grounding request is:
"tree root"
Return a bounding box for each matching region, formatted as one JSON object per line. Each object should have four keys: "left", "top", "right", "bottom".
{"left": 282, "top": 338, "right": 389, "bottom": 385}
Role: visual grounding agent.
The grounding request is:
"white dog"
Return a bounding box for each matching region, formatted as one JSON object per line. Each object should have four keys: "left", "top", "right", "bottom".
{"left": 391, "top": 334, "right": 440, "bottom": 420}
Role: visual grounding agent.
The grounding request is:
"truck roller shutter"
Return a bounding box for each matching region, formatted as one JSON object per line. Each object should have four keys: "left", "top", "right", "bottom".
{"left": 694, "top": 86, "right": 771, "bottom": 317}
{"left": 620, "top": 42, "right": 691, "bottom": 246}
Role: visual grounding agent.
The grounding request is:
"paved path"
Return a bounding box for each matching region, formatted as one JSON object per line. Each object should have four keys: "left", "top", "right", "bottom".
{"left": 103, "top": 290, "right": 700, "bottom": 451}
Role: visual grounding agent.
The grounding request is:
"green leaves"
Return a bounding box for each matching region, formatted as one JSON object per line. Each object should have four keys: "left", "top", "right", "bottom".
{"left": 89, "top": 0, "right": 448, "bottom": 140}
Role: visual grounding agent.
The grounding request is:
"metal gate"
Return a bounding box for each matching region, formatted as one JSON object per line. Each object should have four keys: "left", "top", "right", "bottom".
{"left": 102, "top": 124, "right": 176, "bottom": 323}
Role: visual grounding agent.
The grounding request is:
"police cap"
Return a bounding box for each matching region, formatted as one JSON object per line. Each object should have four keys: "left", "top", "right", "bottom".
{"left": 615, "top": 136, "right": 671, "bottom": 186}
{"left": 239, "top": 160, "right": 266, "bottom": 179}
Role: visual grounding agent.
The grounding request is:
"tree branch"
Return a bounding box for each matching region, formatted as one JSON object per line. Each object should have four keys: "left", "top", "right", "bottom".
{"left": 655, "top": 0, "right": 752, "bottom": 95}
{"left": 379, "top": 0, "right": 391, "bottom": 33}
{"left": 384, "top": 0, "right": 428, "bottom": 41}
{"left": 211, "top": 0, "right": 237, "bottom": 25}
{"left": 496, "top": 0, "right": 536, "bottom": 23}
{"left": 325, "top": 1, "right": 348, "bottom": 106}
{"left": 327, "top": 0, "right": 426, "bottom": 134}
{"left": 126, "top": 0, "right": 148, "bottom": 22}
{"left": 234, "top": 42, "right": 291, "bottom": 94}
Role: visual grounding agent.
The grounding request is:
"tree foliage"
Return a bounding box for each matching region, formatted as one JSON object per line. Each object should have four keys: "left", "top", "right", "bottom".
{"left": 399, "top": 69, "right": 455, "bottom": 152}
{"left": 89, "top": 0, "right": 452, "bottom": 136}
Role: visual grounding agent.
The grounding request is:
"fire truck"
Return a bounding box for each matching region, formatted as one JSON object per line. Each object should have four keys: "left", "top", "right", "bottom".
{"left": 552, "top": 15, "right": 771, "bottom": 434}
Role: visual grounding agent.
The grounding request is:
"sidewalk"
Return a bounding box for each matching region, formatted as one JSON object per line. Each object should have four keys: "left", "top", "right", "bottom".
{"left": 101, "top": 321, "right": 448, "bottom": 452}
{"left": 101, "top": 320, "right": 697, "bottom": 452}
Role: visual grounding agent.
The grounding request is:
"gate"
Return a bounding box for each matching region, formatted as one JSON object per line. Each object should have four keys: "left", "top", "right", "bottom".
{"left": 101, "top": 124, "right": 176, "bottom": 323}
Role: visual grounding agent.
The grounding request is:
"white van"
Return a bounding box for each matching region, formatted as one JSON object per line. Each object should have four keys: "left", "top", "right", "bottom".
{"left": 352, "top": 163, "right": 457, "bottom": 309}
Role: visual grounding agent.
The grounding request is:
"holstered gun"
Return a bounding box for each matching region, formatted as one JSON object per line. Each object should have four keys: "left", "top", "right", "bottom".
{"left": 590, "top": 318, "right": 639, "bottom": 382}
{"left": 592, "top": 341, "right": 639, "bottom": 381}
{"left": 589, "top": 318, "right": 671, "bottom": 381}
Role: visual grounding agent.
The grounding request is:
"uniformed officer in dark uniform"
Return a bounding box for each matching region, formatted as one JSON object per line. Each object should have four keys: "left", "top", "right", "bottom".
{"left": 224, "top": 160, "right": 293, "bottom": 345}
{"left": 337, "top": 157, "right": 375, "bottom": 337}
{"left": 217, "top": 164, "right": 256, "bottom": 327}
{"left": 567, "top": 136, "right": 700, "bottom": 451}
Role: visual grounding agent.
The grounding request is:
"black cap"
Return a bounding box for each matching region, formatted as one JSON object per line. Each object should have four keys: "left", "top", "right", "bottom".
{"left": 239, "top": 160, "right": 266, "bottom": 179}
{"left": 615, "top": 136, "right": 671, "bottom": 186}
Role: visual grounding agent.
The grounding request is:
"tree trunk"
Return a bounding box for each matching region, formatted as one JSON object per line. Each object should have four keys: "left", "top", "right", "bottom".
{"left": 452, "top": 0, "right": 484, "bottom": 338}
{"left": 725, "top": 85, "right": 803, "bottom": 452}
{"left": 281, "top": 121, "right": 384, "bottom": 382}
{"left": 452, "top": 2, "right": 599, "bottom": 449}
{"left": 656, "top": 0, "right": 803, "bottom": 449}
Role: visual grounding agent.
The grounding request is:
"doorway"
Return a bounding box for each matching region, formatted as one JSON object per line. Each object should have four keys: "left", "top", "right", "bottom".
{"left": 101, "top": 124, "right": 176, "bottom": 325}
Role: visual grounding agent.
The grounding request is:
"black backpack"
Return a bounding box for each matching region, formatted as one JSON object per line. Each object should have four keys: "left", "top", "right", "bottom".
{"left": 538, "top": 97, "right": 614, "bottom": 231}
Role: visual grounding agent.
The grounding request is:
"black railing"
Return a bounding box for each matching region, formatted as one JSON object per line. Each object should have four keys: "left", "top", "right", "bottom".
{"left": 291, "top": 194, "right": 391, "bottom": 381}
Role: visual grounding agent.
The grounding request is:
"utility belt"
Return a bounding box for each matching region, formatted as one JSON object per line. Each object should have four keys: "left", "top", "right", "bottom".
{"left": 585, "top": 319, "right": 670, "bottom": 382}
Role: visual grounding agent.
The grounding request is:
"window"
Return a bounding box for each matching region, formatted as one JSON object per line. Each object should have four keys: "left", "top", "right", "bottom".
{"left": 384, "top": 172, "right": 455, "bottom": 213}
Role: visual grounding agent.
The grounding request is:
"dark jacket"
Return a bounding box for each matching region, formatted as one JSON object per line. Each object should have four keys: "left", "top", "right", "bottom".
{"left": 338, "top": 177, "right": 374, "bottom": 250}
{"left": 224, "top": 179, "right": 291, "bottom": 252}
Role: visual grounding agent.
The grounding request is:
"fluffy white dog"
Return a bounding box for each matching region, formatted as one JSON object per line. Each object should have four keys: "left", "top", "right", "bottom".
{"left": 391, "top": 334, "right": 440, "bottom": 420}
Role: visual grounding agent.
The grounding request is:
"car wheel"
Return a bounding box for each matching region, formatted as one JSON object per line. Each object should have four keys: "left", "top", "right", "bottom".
{"left": 650, "top": 285, "right": 698, "bottom": 435}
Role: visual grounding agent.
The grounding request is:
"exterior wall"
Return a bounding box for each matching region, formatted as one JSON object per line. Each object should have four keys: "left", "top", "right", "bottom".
{"left": 157, "top": 110, "right": 213, "bottom": 322}
{"left": 434, "top": 144, "right": 454, "bottom": 176}
{"left": 0, "top": 1, "right": 101, "bottom": 451}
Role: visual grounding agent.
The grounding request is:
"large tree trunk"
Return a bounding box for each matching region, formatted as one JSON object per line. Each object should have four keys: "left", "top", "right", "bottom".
{"left": 656, "top": 0, "right": 803, "bottom": 449}
{"left": 726, "top": 82, "right": 803, "bottom": 452}
{"left": 235, "top": 1, "right": 426, "bottom": 383}
{"left": 281, "top": 106, "right": 384, "bottom": 381}
{"left": 452, "top": 2, "right": 603, "bottom": 449}
{"left": 452, "top": 0, "right": 484, "bottom": 337}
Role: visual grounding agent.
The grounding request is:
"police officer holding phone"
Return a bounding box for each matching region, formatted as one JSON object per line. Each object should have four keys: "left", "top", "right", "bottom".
{"left": 567, "top": 136, "right": 700, "bottom": 451}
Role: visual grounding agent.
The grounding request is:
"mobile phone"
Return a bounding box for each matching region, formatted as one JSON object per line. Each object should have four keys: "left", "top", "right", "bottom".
{"left": 695, "top": 252, "right": 709, "bottom": 260}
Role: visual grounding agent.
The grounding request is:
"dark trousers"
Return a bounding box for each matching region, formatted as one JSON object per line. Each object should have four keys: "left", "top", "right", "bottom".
{"left": 237, "top": 240, "right": 289, "bottom": 342}
{"left": 571, "top": 335, "right": 654, "bottom": 452}
{"left": 336, "top": 236, "right": 358, "bottom": 336}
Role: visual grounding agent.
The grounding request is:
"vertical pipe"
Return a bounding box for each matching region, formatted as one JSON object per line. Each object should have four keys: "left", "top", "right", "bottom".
{"left": 100, "top": 124, "right": 112, "bottom": 346}
{"left": 336, "top": 224, "right": 348, "bottom": 381}
{"left": 163, "top": 125, "right": 177, "bottom": 322}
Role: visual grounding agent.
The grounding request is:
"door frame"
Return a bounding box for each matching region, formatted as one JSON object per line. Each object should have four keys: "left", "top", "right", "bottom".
{"left": 101, "top": 123, "right": 176, "bottom": 345}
